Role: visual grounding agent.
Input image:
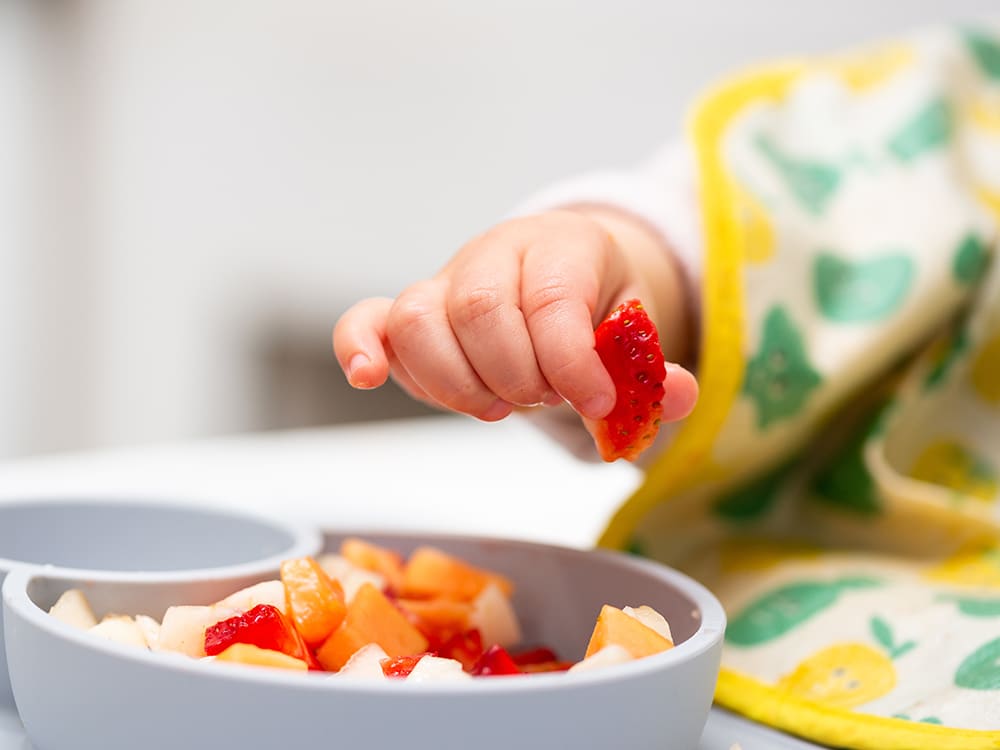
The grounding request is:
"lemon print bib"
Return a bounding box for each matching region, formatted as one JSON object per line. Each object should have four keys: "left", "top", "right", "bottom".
{"left": 598, "top": 24, "right": 1000, "bottom": 749}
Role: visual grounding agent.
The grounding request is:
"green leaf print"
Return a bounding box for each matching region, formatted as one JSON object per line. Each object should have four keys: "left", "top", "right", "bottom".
{"left": 727, "top": 577, "right": 881, "bottom": 647}
{"left": 625, "top": 537, "right": 648, "bottom": 558}
{"left": 940, "top": 596, "right": 1000, "bottom": 617}
{"left": 924, "top": 327, "right": 969, "bottom": 390}
{"left": 743, "top": 307, "right": 823, "bottom": 429}
{"left": 888, "top": 97, "right": 953, "bottom": 162}
{"left": 964, "top": 29, "right": 1000, "bottom": 79}
{"left": 955, "top": 637, "right": 1000, "bottom": 690}
{"left": 755, "top": 135, "right": 842, "bottom": 215}
{"left": 871, "top": 616, "right": 916, "bottom": 659}
{"left": 811, "top": 422, "right": 882, "bottom": 515}
{"left": 713, "top": 462, "right": 792, "bottom": 522}
{"left": 814, "top": 253, "right": 914, "bottom": 323}
{"left": 953, "top": 234, "right": 990, "bottom": 286}
{"left": 893, "top": 714, "right": 943, "bottom": 724}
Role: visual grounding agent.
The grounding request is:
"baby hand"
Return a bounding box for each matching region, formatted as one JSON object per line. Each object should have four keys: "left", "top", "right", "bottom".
{"left": 333, "top": 209, "right": 697, "bottom": 429}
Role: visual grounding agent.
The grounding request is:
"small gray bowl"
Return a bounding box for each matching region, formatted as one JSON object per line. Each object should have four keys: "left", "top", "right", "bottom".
{"left": 0, "top": 498, "right": 321, "bottom": 706}
{"left": 3, "top": 531, "right": 724, "bottom": 750}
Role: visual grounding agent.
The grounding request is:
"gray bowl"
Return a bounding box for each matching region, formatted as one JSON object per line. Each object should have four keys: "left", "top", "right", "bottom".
{"left": 3, "top": 531, "right": 724, "bottom": 750}
{"left": 0, "top": 498, "right": 321, "bottom": 706}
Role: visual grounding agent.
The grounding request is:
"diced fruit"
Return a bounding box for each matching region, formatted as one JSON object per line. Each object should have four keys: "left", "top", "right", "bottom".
{"left": 317, "top": 554, "right": 386, "bottom": 602}
{"left": 281, "top": 556, "right": 347, "bottom": 646}
{"left": 49, "top": 589, "right": 97, "bottom": 630}
{"left": 396, "top": 597, "right": 472, "bottom": 638}
{"left": 511, "top": 647, "right": 560, "bottom": 666}
{"left": 89, "top": 615, "right": 149, "bottom": 649}
{"left": 338, "top": 643, "right": 390, "bottom": 680}
{"left": 215, "top": 643, "right": 308, "bottom": 671}
{"left": 406, "top": 656, "right": 471, "bottom": 682}
{"left": 519, "top": 659, "right": 573, "bottom": 673}
{"left": 400, "top": 547, "right": 513, "bottom": 602}
{"left": 471, "top": 644, "right": 521, "bottom": 676}
{"left": 589, "top": 298, "right": 666, "bottom": 462}
{"left": 158, "top": 605, "right": 240, "bottom": 657}
{"left": 512, "top": 646, "right": 573, "bottom": 673}
{"left": 584, "top": 604, "right": 673, "bottom": 659}
{"left": 434, "top": 628, "right": 483, "bottom": 671}
{"left": 204, "top": 603, "right": 319, "bottom": 669}
{"left": 341, "top": 538, "right": 405, "bottom": 593}
{"left": 134, "top": 615, "right": 161, "bottom": 649}
{"left": 216, "top": 580, "right": 287, "bottom": 615}
{"left": 380, "top": 653, "right": 430, "bottom": 678}
{"left": 623, "top": 605, "right": 673, "bottom": 645}
{"left": 315, "top": 583, "right": 428, "bottom": 672}
{"left": 569, "top": 644, "right": 633, "bottom": 673}
{"left": 470, "top": 582, "right": 521, "bottom": 648}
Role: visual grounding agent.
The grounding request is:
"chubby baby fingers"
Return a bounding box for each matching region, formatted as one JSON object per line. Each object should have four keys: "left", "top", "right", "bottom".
{"left": 386, "top": 280, "right": 516, "bottom": 421}
{"left": 333, "top": 297, "right": 395, "bottom": 389}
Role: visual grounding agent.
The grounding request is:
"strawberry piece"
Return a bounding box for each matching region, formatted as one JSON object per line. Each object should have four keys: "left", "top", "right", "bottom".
{"left": 518, "top": 659, "right": 573, "bottom": 673}
{"left": 435, "top": 628, "right": 484, "bottom": 672}
{"left": 204, "top": 603, "right": 320, "bottom": 669}
{"left": 471, "top": 644, "right": 521, "bottom": 676}
{"left": 591, "top": 298, "right": 666, "bottom": 462}
{"left": 510, "top": 646, "right": 560, "bottom": 666}
{"left": 381, "top": 652, "right": 434, "bottom": 678}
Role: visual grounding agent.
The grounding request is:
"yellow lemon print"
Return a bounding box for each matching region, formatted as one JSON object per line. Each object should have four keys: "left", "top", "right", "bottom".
{"left": 777, "top": 643, "right": 896, "bottom": 709}
{"left": 971, "top": 336, "right": 1000, "bottom": 405}
{"left": 911, "top": 440, "right": 999, "bottom": 502}
{"left": 969, "top": 95, "right": 1000, "bottom": 135}
{"left": 826, "top": 44, "right": 914, "bottom": 92}
{"left": 731, "top": 181, "right": 775, "bottom": 264}
{"left": 977, "top": 186, "right": 1000, "bottom": 223}
{"left": 925, "top": 545, "right": 1000, "bottom": 587}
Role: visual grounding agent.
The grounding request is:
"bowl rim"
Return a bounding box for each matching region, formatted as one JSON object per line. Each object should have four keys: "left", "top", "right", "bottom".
{"left": 2, "top": 530, "right": 726, "bottom": 695}
{"left": 0, "top": 497, "right": 322, "bottom": 581}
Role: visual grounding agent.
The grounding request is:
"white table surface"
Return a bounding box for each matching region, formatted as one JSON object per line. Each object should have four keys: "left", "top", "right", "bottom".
{"left": 0, "top": 415, "right": 823, "bottom": 749}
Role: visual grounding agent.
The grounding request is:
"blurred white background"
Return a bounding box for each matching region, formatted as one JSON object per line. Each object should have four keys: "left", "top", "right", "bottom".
{"left": 0, "top": 0, "right": 995, "bottom": 458}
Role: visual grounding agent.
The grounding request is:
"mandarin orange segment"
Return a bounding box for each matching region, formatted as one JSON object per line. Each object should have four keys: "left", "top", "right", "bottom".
{"left": 280, "top": 556, "right": 347, "bottom": 647}
{"left": 315, "top": 582, "right": 428, "bottom": 672}
{"left": 584, "top": 604, "right": 673, "bottom": 659}
{"left": 399, "top": 546, "right": 513, "bottom": 601}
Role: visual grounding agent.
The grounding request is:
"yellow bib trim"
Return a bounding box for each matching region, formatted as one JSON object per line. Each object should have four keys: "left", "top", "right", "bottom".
{"left": 598, "top": 62, "right": 803, "bottom": 550}
{"left": 716, "top": 669, "right": 1000, "bottom": 749}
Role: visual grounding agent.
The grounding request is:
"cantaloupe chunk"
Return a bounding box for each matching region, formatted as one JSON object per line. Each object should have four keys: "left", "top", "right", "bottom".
{"left": 315, "top": 582, "right": 428, "bottom": 671}
{"left": 341, "top": 538, "right": 405, "bottom": 593}
{"left": 281, "top": 556, "right": 347, "bottom": 646}
{"left": 399, "top": 546, "right": 513, "bottom": 601}
{"left": 584, "top": 604, "right": 673, "bottom": 659}
{"left": 215, "top": 643, "right": 308, "bottom": 671}
{"left": 395, "top": 597, "right": 472, "bottom": 632}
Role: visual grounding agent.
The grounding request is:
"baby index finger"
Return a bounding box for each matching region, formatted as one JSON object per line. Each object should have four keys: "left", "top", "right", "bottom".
{"left": 332, "top": 297, "right": 394, "bottom": 389}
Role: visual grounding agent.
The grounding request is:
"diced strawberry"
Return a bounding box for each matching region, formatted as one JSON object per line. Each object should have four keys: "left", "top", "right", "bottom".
{"left": 204, "top": 603, "right": 320, "bottom": 669}
{"left": 590, "top": 299, "right": 666, "bottom": 462}
{"left": 510, "top": 646, "right": 560, "bottom": 666}
{"left": 435, "top": 628, "right": 483, "bottom": 672}
{"left": 518, "top": 660, "right": 574, "bottom": 673}
{"left": 471, "top": 644, "right": 521, "bottom": 676}
{"left": 380, "top": 652, "right": 434, "bottom": 678}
